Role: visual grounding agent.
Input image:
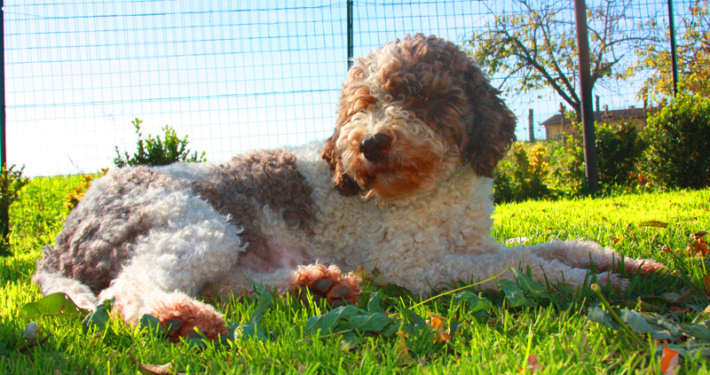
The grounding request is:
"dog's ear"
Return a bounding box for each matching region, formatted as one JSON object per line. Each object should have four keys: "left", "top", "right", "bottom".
{"left": 460, "top": 64, "right": 517, "bottom": 177}
{"left": 321, "top": 132, "right": 361, "bottom": 196}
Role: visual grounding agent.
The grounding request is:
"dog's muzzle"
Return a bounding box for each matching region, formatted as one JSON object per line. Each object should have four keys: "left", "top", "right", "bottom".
{"left": 359, "top": 134, "right": 392, "bottom": 162}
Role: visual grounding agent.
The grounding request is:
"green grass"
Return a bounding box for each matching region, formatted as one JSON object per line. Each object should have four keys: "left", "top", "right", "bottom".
{"left": 1, "top": 175, "right": 710, "bottom": 374}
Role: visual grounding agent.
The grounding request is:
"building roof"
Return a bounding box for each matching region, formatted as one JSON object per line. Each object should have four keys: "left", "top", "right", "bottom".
{"left": 540, "top": 107, "right": 658, "bottom": 127}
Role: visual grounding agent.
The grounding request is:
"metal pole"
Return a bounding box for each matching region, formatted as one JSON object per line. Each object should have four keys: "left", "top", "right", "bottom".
{"left": 574, "top": 0, "right": 599, "bottom": 194}
{"left": 0, "top": 0, "right": 8, "bottom": 247}
{"left": 347, "top": 0, "right": 354, "bottom": 70}
{"left": 668, "top": 0, "right": 679, "bottom": 96}
{"left": 528, "top": 109, "right": 535, "bottom": 142}
{"left": 0, "top": 0, "right": 5, "bottom": 169}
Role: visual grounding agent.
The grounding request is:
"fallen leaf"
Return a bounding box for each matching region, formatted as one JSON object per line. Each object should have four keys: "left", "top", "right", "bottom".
{"left": 526, "top": 355, "right": 544, "bottom": 373}
{"left": 395, "top": 330, "right": 413, "bottom": 364}
{"left": 688, "top": 232, "right": 709, "bottom": 257}
{"left": 609, "top": 236, "right": 622, "bottom": 244}
{"left": 130, "top": 354, "right": 184, "bottom": 375}
{"left": 704, "top": 275, "right": 710, "bottom": 293}
{"left": 22, "top": 322, "right": 38, "bottom": 341}
{"left": 660, "top": 345, "right": 679, "bottom": 375}
{"left": 639, "top": 221, "right": 669, "bottom": 228}
{"left": 426, "top": 313, "right": 451, "bottom": 343}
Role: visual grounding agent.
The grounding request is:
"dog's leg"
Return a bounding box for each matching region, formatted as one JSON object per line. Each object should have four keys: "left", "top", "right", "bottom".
{"left": 521, "top": 240, "right": 665, "bottom": 276}
{"left": 97, "top": 215, "right": 243, "bottom": 342}
{"left": 208, "top": 264, "right": 362, "bottom": 307}
{"left": 439, "top": 241, "right": 663, "bottom": 291}
{"left": 291, "top": 264, "right": 362, "bottom": 306}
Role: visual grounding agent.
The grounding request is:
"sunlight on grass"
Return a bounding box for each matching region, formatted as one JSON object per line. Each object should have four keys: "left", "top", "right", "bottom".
{"left": 1, "top": 175, "right": 709, "bottom": 374}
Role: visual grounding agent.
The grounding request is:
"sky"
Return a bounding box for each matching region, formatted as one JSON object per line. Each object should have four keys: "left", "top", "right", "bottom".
{"left": 1, "top": 0, "right": 682, "bottom": 176}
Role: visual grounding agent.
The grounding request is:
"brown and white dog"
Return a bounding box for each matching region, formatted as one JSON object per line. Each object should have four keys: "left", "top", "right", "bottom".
{"left": 33, "top": 34, "right": 663, "bottom": 342}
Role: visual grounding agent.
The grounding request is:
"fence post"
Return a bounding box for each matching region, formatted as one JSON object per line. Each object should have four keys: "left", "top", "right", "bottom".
{"left": 573, "top": 0, "right": 599, "bottom": 194}
{"left": 347, "top": 0, "right": 354, "bottom": 70}
{"left": 528, "top": 109, "right": 534, "bottom": 142}
{"left": 0, "top": 0, "right": 8, "bottom": 246}
{"left": 667, "top": 0, "right": 679, "bottom": 97}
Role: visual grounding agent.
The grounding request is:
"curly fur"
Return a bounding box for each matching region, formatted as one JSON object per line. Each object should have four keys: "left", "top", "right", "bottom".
{"left": 33, "top": 34, "right": 663, "bottom": 342}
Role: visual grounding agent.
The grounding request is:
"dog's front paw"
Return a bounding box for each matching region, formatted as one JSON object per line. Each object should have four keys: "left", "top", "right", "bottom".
{"left": 151, "top": 295, "right": 228, "bottom": 342}
{"left": 595, "top": 272, "right": 630, "bottom": 291}
{"left": 294, "top": 264, "right": 362, "bottom": 306}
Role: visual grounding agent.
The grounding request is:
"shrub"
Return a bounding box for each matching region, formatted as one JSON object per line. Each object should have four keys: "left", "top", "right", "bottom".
{"left": 65, "top": 168, "right": 109, "bottom": 212}
{"left": 0, "top": 164, "right": 29, "bottom": 255}
{"left": 595, "top": 120, "right": 647, "bottom": 190}
{"left": 114, "top": 118, "right": 206, "bottom": 168}
{"left": 643, "top": 94, "right": 710, "bottom": 189}
{"left": 493, "top": 143, "right": 551, "bottom": 203}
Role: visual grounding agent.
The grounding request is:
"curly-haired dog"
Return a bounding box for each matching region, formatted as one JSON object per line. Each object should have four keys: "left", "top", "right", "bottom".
{"left": 33, "top": 34, "right": 663, "bottom": 342}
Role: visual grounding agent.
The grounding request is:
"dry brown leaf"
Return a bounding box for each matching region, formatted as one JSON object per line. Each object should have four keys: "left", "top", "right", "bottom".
{"left": 130, "top": 354, "right": 184, "bottom": 375}
{"left": 704, "top": 275, "right": 710, "bottom": 293}
{"left": 609, "top": 236, "right": 622, "bottom": 244}
{"left": 639, "top": 220, "right": 669, "bottom": 228}
{"left": 426, "top": 313, "right": 451, "bottom": 343}
{"left": 688, "top": 232, "right": 709, "bottom": 257}
{"left": 525, "top": 355, "right": 544, "bottom": 373}
{"left": 660, "top": 346, "right": 680, "bottom": 375}
{"left": 137, "top": 363, "right": 174, "bottom": 375}
{"left": 395, "top": 330, "right": 413, "bottom": 364}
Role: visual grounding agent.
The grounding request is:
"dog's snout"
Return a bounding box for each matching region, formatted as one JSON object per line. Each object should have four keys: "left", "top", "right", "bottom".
{"left": 359, "top": 134, "right": 392, "bottom": 162}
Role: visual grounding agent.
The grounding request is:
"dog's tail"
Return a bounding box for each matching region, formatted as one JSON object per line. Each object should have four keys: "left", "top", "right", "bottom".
{"left": 32, "top": 244, "right": 98, "bottom": 310}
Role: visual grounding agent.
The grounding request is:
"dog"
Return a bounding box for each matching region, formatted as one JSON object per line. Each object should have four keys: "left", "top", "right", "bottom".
{"left": 33, "top": 34, "right": 664, "bottom": 342}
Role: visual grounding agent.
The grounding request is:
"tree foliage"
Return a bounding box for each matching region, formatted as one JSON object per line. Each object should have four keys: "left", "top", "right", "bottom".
{"left": 467, "top": 0, "right": 654, "bottom": 119}
{"left": 637, "top": 0, "right": 710, "bottom": 105}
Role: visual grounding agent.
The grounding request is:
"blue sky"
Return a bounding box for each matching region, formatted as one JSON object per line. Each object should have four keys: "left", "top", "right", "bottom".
{"left": 2, "top": 0, "right": 680, "bottom": 176}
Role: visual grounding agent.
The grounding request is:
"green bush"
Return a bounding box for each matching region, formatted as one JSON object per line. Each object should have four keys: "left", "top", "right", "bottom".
{"left": 114, "top": 118, "right": 206, "bottom": 168}
{"left": 643, "top": 94, "right": 710, "bottom": 189}
{"left": 493, "top": 143, "right": 551, "bottom": 203}
{"left": 0, "top": 164, "right": 29, "bottom": 255}
{"left": 595, "top": 120, "right": 646, "bottom": 190}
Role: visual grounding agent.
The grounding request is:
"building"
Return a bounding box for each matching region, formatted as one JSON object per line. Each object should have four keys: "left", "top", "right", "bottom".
{"left": 540, "top": 106, "right": 657, "bottom": 140}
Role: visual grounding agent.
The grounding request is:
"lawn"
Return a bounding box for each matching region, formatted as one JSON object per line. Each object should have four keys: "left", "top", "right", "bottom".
{"left": 1, "top": 175, "right": 709, "bottom": 374}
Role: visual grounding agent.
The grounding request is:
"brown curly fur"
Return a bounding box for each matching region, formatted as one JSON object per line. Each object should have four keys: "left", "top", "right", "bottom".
{"left": 192, "top": 149, "right": 316, "bottom": 272}
{"left": 322, "top": 34, "right": 516, "bottom": 200}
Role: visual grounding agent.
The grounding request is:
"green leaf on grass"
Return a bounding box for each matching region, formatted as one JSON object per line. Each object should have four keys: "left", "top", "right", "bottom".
{"left": 498, "top": 279, "right": 534, "bottom": 307}
{"left": 367, "top": 291, "right": 384, "bottom": 314}
{"left": 139, "top": 314, "right": 167, "bottom": 337}
{"left": 398, "top": 308, "right": 429, "bottom": 332}
{"left": 346, "top": 313, "right": 394, "bottom": 332}
{"left": 587, "top": 306, "right": 618, "bottom": 330}
{"left": 21, "top": 293, "right": 90, "bottom": 319}
{"left": 453, "top": 290, "right": 493, "bottom": 313}
{"left": 512, "top": 268, "right": 549, "bottom": 300}
{"left": 249, "top": 282, "right": 273, "bottom": 326}
{"left": 232, "top": 282, "right": 274, "bottom": 341}
{"left": 82, "top": 298, "right": 113, "bottom": 332}
{"left": 687, "top": 324, "right": 710, "bottom": 340}
{"left": 620, "top": 309, "right": 672, "bottom": 341}
{"left": 305, "top": 305, "right": 367, "bottom": 334}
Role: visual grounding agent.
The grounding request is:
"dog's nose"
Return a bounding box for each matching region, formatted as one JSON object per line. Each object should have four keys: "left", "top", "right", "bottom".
{"left": 359, "top": 134, "right": 392, "bottom": 162}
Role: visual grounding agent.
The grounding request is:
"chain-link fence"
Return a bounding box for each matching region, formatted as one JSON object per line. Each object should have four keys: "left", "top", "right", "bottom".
{"left": 1, "top": 0, "right": 694, "bottom": 176}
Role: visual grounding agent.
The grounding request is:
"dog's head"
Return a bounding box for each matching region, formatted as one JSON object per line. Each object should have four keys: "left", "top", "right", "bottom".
{"left": 322, "top": 34, "right": 516, "bottom": 205}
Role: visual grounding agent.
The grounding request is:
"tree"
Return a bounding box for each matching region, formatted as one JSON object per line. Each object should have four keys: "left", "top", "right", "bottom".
{"left": 467, "top": 0, "right": 654, "bottom": 120}
{"left": 637, "top": 0, "right": 710, "bottom": 105}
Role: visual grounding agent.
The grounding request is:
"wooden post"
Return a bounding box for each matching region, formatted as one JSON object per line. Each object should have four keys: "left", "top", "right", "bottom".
{"left": 574, "top": 0, "right": 599, "bottom": 194}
